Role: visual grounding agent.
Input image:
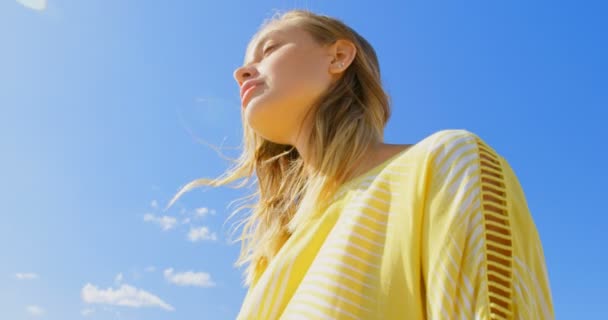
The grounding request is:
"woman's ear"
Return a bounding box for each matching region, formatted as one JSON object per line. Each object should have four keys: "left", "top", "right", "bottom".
{"left": 327, "top": 39, "right": 357, "bottom": 74}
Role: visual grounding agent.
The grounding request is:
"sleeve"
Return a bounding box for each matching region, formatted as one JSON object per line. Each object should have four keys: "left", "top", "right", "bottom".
{"left": 421, "top": 130, "right": 554, "bottom": 320}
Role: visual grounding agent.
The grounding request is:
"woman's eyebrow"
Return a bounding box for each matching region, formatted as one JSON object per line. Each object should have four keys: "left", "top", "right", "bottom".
{"left": 243, "top": 30, "right": 283, "bottom": 66}
{"left": 256, "top": 30, "right": 283, "bottom": 50}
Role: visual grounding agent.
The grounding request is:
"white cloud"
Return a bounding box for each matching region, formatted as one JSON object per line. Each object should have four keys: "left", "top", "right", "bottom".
{"left": 150, "top": 200, "right": 158, "bottom": 209}
{"left": 187, "top": 226, "right": 217, "bottom": 242}
{"left": 26, "top": 305, "right": 45, "bottom": 316}
{"left": 81, "top": 283, "right": 174, "bottom": 311}
{"left": 15, "top": 272, "right": 39, "bottom": 280}
{"left": 193, "top": 207, "right": 217, "bottom": 218}
{"left": 181, "top": 218, "right": 191, "bottom": 225}
{"left": 163, "top": 268, "right": 216, "bottom": 287}
{"left": 80, "top": 308, "right": 95, "bottom": 316}
{"left": 143, "top": 213, "right": 177, "bottom": 231}
{"left": 144, "top": 266, "right": 156, "bottom": 273}
{"left": 16, "top": 0, "right": 47, "bottom": 11}
{"left": 194, "top": 207, "right": 207, "bottom": 217}
{"left": 114, "top": 273, "right": 123, "bottom": 285}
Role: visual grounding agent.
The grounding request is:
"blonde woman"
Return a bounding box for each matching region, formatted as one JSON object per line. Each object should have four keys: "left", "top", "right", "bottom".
{"left": 168, "top": 9, "right": 554, "bottom": 320}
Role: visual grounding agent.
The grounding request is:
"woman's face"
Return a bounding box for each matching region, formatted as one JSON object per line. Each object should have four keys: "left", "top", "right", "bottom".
{"left": 233, "top": 23, "right": 340, "bottom": 145}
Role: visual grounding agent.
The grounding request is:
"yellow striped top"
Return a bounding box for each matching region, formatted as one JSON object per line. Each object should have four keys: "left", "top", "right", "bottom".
{"left": 236, "top": 129, "right": 554, "bottom": 320}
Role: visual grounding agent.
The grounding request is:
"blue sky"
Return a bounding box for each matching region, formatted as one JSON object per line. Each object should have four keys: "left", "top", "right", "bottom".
{"left": 1, "top": 0, "right": 606, "bottom": 319}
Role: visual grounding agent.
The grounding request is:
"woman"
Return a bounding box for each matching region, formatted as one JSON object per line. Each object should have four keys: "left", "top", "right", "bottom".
{"left": 168, "top": 9, "right": 554, "bottom": 320}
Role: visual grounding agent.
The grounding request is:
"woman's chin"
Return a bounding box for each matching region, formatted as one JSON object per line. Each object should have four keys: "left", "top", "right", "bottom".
{"left": 243, "top": 96, "right": 270, "bottom": 117}
{"left": 243, "top": 101, "right": 264, "bottom": 127}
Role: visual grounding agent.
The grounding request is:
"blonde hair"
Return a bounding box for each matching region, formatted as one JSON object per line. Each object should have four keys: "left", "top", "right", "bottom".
{"left": 165, "top": 9, "right": 391, "bottom": 287}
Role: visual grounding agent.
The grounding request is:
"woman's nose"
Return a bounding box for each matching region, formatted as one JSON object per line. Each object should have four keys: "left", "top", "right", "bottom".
{"left": 233, "top": 65, "right": 257, "bottom": 86}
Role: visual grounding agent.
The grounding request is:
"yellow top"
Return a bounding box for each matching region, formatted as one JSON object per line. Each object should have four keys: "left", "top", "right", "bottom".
{"left": 236, "top": 129, "right": 554, "bottom": 320}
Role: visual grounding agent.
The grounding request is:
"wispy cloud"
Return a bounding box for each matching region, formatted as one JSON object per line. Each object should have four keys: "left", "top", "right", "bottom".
{"left": 163, "top": 268, "right": 216, "bottom": 287}
{"left": 15, "top": 272, "right": 39, "bottom": 280}
{"left": 129, "top": 268, "right": 143, "bottom": 281}
{"left": 80, "top": 308, "right": 95, "bottom": 316}
{"left": 114, "top": 273, "right": 123, "bottom": 286}
{"left": 193, "top": 207, "right": 216, "bottom": 218}
{"left": 148, "top": 201, "right": 220, "bottom": 242}
{"left": 26, "top": 305, "right": 45, "bottom": 316}
{"left": 187, "top": 226, "right": 218, "bottom": 242}
{"left": 144, "top": 266, "right": 156, "bottom": 273}
{"left": 81, "top": 283, "right": 174, "bottom": 311}
{"left": 16, "top": 0, "right": 47, "bottom": 11}
{"left": 143, "top": 213, "right": 177, "bottom": 231}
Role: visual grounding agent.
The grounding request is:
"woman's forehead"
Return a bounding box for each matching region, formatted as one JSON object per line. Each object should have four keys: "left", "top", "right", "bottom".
{"left": 244, "top": 23, "right": 299, "bottom": 63}
{"left": 251, "top": 28, "right": 285, "bottom": 49}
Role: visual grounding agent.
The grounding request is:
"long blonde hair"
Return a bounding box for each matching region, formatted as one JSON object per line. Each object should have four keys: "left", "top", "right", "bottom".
{"left": 165, "top": 9, "right": 391, "bottom": 287}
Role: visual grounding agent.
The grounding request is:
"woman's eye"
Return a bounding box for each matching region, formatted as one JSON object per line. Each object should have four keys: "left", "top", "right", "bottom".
{"left": 263, "top": 44, "right": 277, "bottom": 56}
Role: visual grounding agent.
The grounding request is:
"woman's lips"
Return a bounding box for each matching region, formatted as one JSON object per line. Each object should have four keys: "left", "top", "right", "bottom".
{"left": 241, "top": 84, "right": 262, "bottom": 107}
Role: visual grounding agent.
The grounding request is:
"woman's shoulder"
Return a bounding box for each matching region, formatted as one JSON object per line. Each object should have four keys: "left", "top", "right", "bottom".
{"left": 372, "top": 129, "right": 485, "bottom": 172}
{"left": 427, "top": 128, "right": 481, "bottom": 147}
{"left": 413, "top": 128, "right": 506, "bottom": 181}
{"left": 424, "top": 128, "right": 496, "bottom": 159}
